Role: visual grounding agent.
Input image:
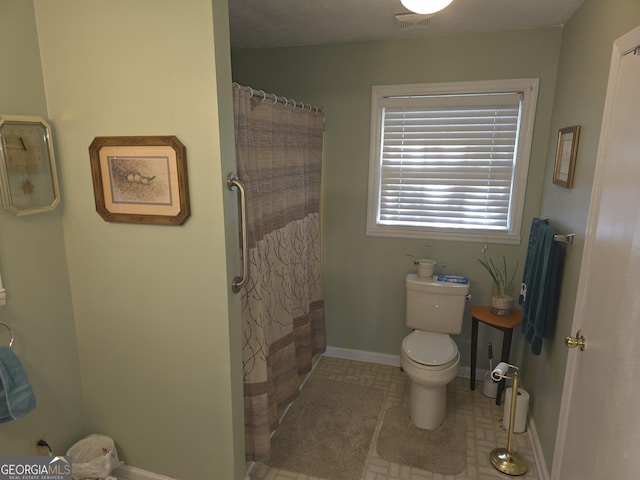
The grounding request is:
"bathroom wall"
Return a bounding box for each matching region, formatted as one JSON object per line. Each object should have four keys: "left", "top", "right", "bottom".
{"left": 521, "top": 0, "right": 640, "bottom": 472}
{"left": 34, "top": 1, "right": 245, "bottom": 478}
{"left": 0, "top": 0, "right": 86, "bottom": 455}
{"left": 232, "top": 28, "right": 563, "bottom": 367}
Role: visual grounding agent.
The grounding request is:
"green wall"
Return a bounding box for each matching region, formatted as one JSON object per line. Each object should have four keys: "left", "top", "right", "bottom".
{"left": 0, "top": 0, "right": 86, "bottom": 456}
{"left": 2, "top": 0, "right": 635, "bottom": 476}
{"left": 522, "top": 0, "right": 640, "bottom": 472}
{"left": 34, "top": 0, "right": 244, "bottom": 478}
{"left": 232, "top": 28, "right": 563, "bottom": 369}
{"left": 233, "top": 1, "right": 640, "bottom": 475}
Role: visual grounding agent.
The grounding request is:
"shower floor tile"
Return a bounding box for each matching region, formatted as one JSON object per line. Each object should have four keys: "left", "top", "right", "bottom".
{"left": 248, "top": 356, "right": 540, "bottom": 480}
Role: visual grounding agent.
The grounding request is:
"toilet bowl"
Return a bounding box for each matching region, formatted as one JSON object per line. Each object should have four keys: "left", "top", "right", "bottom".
{"left": 401, "top": 330, "right": 460, "bottom": 429}
{"left": 402, "top": 274, "right": 469, "bottom": 430}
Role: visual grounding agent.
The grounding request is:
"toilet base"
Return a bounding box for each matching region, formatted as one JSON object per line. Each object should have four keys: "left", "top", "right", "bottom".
{"left": 408, "top": 381, "right": 447, "bottom": 430}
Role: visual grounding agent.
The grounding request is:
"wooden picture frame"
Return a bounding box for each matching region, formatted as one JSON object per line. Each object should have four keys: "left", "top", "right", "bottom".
{"left": 88, "top": 136, "right": 190, "bottom": 225}
{"left": 553, "top": 125, "right": 581, "bottom": 189}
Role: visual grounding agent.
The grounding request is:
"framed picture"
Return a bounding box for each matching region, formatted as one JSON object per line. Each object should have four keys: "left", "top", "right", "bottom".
{"left": 88, "top": 136, "right": 190, "bottom": 225}
{"left": 553, "top": 125, "right": 581, "bottom": 189}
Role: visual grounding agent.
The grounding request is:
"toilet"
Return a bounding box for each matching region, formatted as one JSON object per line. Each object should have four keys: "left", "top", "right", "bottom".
{"left": 400, "top": 273, "right": 470, "bottom": 429}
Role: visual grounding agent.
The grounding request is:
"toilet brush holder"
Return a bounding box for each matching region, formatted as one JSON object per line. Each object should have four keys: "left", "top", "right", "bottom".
{"left": 482, "top": 371, "right": 498, "bottom": 398}
{"left": 489, "top": 362, "right": 528, "bottom": 476}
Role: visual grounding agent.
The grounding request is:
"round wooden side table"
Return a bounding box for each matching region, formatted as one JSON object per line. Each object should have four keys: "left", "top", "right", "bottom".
{"left": 469, "top": 305, "right": 522, "bottom": 405}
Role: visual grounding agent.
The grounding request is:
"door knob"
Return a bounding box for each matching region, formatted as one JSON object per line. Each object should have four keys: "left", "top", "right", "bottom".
{"left": 565, "top": 330, "right": 586, "bottom": 351}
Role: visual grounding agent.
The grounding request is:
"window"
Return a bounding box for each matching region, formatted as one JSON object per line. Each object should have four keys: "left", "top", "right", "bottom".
{"left": 366, "top": 79, "right": 539, "bottom": 244}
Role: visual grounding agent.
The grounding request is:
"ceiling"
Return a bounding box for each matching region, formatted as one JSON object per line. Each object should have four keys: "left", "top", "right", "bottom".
{"left": 229, "top": 0, "right": 584, "bottom": 49}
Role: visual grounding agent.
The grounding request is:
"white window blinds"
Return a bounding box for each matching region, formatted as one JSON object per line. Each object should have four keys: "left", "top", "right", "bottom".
{"left": 367, "top": 80, "right": 539, "bottom": 244}
{"left": 378, "top": 93, "right": 521, "bottom": 230}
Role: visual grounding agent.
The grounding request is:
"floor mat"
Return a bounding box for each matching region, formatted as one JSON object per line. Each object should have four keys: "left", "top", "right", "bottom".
{"left": 268, "top": 376, "right": 385, "bottom": 480}
{"left": 376, "top": 405, "right": 467, "bottom": 475}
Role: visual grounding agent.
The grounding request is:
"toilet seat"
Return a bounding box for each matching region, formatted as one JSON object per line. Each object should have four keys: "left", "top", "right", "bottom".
{"left": 402, "top": 331, "right": 459, "bottom": 369}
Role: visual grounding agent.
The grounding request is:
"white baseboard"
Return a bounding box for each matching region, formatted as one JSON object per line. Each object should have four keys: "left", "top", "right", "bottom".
{"left": 114, "top": 465, "right": 178, "bottom": 480}
{"left": 324, "top": 346, "right": 494, "bottom": 382}
{"left": 324, "top": 345, "right": 401, "bottom": 367}
{"left": 528, "top": 416, "right": 550, "bottom": 480}
{"left": 116, "top": 464, "right": 251, "bottom": 480}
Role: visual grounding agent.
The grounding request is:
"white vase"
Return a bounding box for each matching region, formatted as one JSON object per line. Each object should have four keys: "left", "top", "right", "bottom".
{"left": 416, "top": 259, "right": 436, "bottom": 278}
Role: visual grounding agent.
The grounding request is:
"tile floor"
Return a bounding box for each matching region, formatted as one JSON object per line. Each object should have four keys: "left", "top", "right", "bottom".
{"left": 248, "top": 356, "right": 540, "bottom": 480}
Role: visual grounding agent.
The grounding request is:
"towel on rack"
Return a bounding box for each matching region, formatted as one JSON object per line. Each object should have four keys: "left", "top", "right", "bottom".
{"left": 0, "top": 346, "right": 36, "bottom": 422}
{"left": 519, "top": 218, "right": 565, "bottom": 355}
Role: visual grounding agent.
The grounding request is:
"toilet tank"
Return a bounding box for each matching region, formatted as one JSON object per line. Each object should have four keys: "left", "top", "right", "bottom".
{"left": 406, "top": 274, "right": 470, "bottom": 334}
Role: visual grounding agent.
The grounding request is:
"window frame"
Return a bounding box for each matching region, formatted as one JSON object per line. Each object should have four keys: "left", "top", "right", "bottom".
{"left": 366, "top": 78, "right": 540, "bottom": 245}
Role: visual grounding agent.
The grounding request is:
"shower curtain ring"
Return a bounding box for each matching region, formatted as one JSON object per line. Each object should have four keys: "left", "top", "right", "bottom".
{"left": 258, "top": 90, "right": 266, "bottom": 102}
{"left": 248, "top": 86, "right": 254, "bottom": 98}
{"left": 271, "top": 93, "right": 278, "bottom": 104}
{"left": 0, "top": 321, "right": 14, "bottom": 348}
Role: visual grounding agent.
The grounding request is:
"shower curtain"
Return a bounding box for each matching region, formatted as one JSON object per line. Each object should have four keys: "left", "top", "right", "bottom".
{"left": 232, "top": 85, "right": 326, "bottom": 461}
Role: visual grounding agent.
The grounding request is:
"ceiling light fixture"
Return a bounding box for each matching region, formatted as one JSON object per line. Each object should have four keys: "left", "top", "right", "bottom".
{"left": 400, "top": 0, "right": 454, "bottom": 15}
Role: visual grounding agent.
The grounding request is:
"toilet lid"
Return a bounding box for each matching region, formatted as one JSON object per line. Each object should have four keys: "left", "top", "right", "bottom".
{"left": 402, "top": 331, "right": 458, "bottom": 366}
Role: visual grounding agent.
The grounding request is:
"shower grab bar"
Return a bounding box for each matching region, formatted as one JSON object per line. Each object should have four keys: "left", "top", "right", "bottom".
{"left": 227, "top": 173, "right": 248, "bottom": 294}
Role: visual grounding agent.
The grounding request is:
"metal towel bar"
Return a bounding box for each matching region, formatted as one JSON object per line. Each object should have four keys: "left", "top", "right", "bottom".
{"left": 553, "top": 233, "right": 575, "bottom": 245}
{"left": 541, "top": 217, "right": 575, "bottom": 245}
{"left": 0, "top": 321, "right": 14, "bottom": 348}
{"left": 227, "top": 173, "right": 248, "bottom": 294}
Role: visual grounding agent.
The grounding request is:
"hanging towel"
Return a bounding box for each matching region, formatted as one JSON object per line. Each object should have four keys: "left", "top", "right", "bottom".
{"left": 519, "top": 218, "right": 565, "bottom": 355}
{"left": 0, "top": 346, "right": 36, "bottom": 422}
{"left": 519, "top": 217, "right": 541, "bottom": 305}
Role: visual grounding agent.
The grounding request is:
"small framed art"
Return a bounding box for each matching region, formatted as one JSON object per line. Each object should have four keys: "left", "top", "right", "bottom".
{"left": 88, "top": 136, "right": 190, "bottom": 225}
{"left": 553, "top": 125, "right": 581, "bottom": 189}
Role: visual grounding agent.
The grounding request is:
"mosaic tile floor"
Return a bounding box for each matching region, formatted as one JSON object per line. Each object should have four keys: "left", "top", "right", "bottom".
{"left": 248, "top": 356, "right": 540, "bottom": 480}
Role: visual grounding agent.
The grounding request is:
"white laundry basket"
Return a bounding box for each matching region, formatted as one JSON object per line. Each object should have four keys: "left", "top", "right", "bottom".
{"left": 67, "top": 434, "right": 123, "bottom": 480}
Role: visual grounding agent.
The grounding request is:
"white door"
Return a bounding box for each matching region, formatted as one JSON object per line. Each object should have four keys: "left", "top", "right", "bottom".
{"left": 552, "top": 25, "right": 640, "bottom": 480}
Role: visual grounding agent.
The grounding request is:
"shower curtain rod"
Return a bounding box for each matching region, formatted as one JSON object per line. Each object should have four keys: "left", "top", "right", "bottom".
{"left": 232, "top": 82, "right": 323, "bottom": 113}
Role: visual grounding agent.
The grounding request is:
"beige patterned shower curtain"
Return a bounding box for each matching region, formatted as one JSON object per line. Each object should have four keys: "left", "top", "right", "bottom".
{"left": 233, "top": 85, "right": 326, "bottom": 461}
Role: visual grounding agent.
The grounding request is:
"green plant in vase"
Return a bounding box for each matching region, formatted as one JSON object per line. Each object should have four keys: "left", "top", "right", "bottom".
{"left": 478, "top": 255, "right": 518, "bottom": 316}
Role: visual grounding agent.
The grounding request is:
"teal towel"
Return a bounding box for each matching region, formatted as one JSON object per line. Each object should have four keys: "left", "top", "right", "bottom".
{"left": 0, "top": 346, "right": 36, "bottom": 422}
{"left": 520, "top": 218, "right": 565, "bottom": 355}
